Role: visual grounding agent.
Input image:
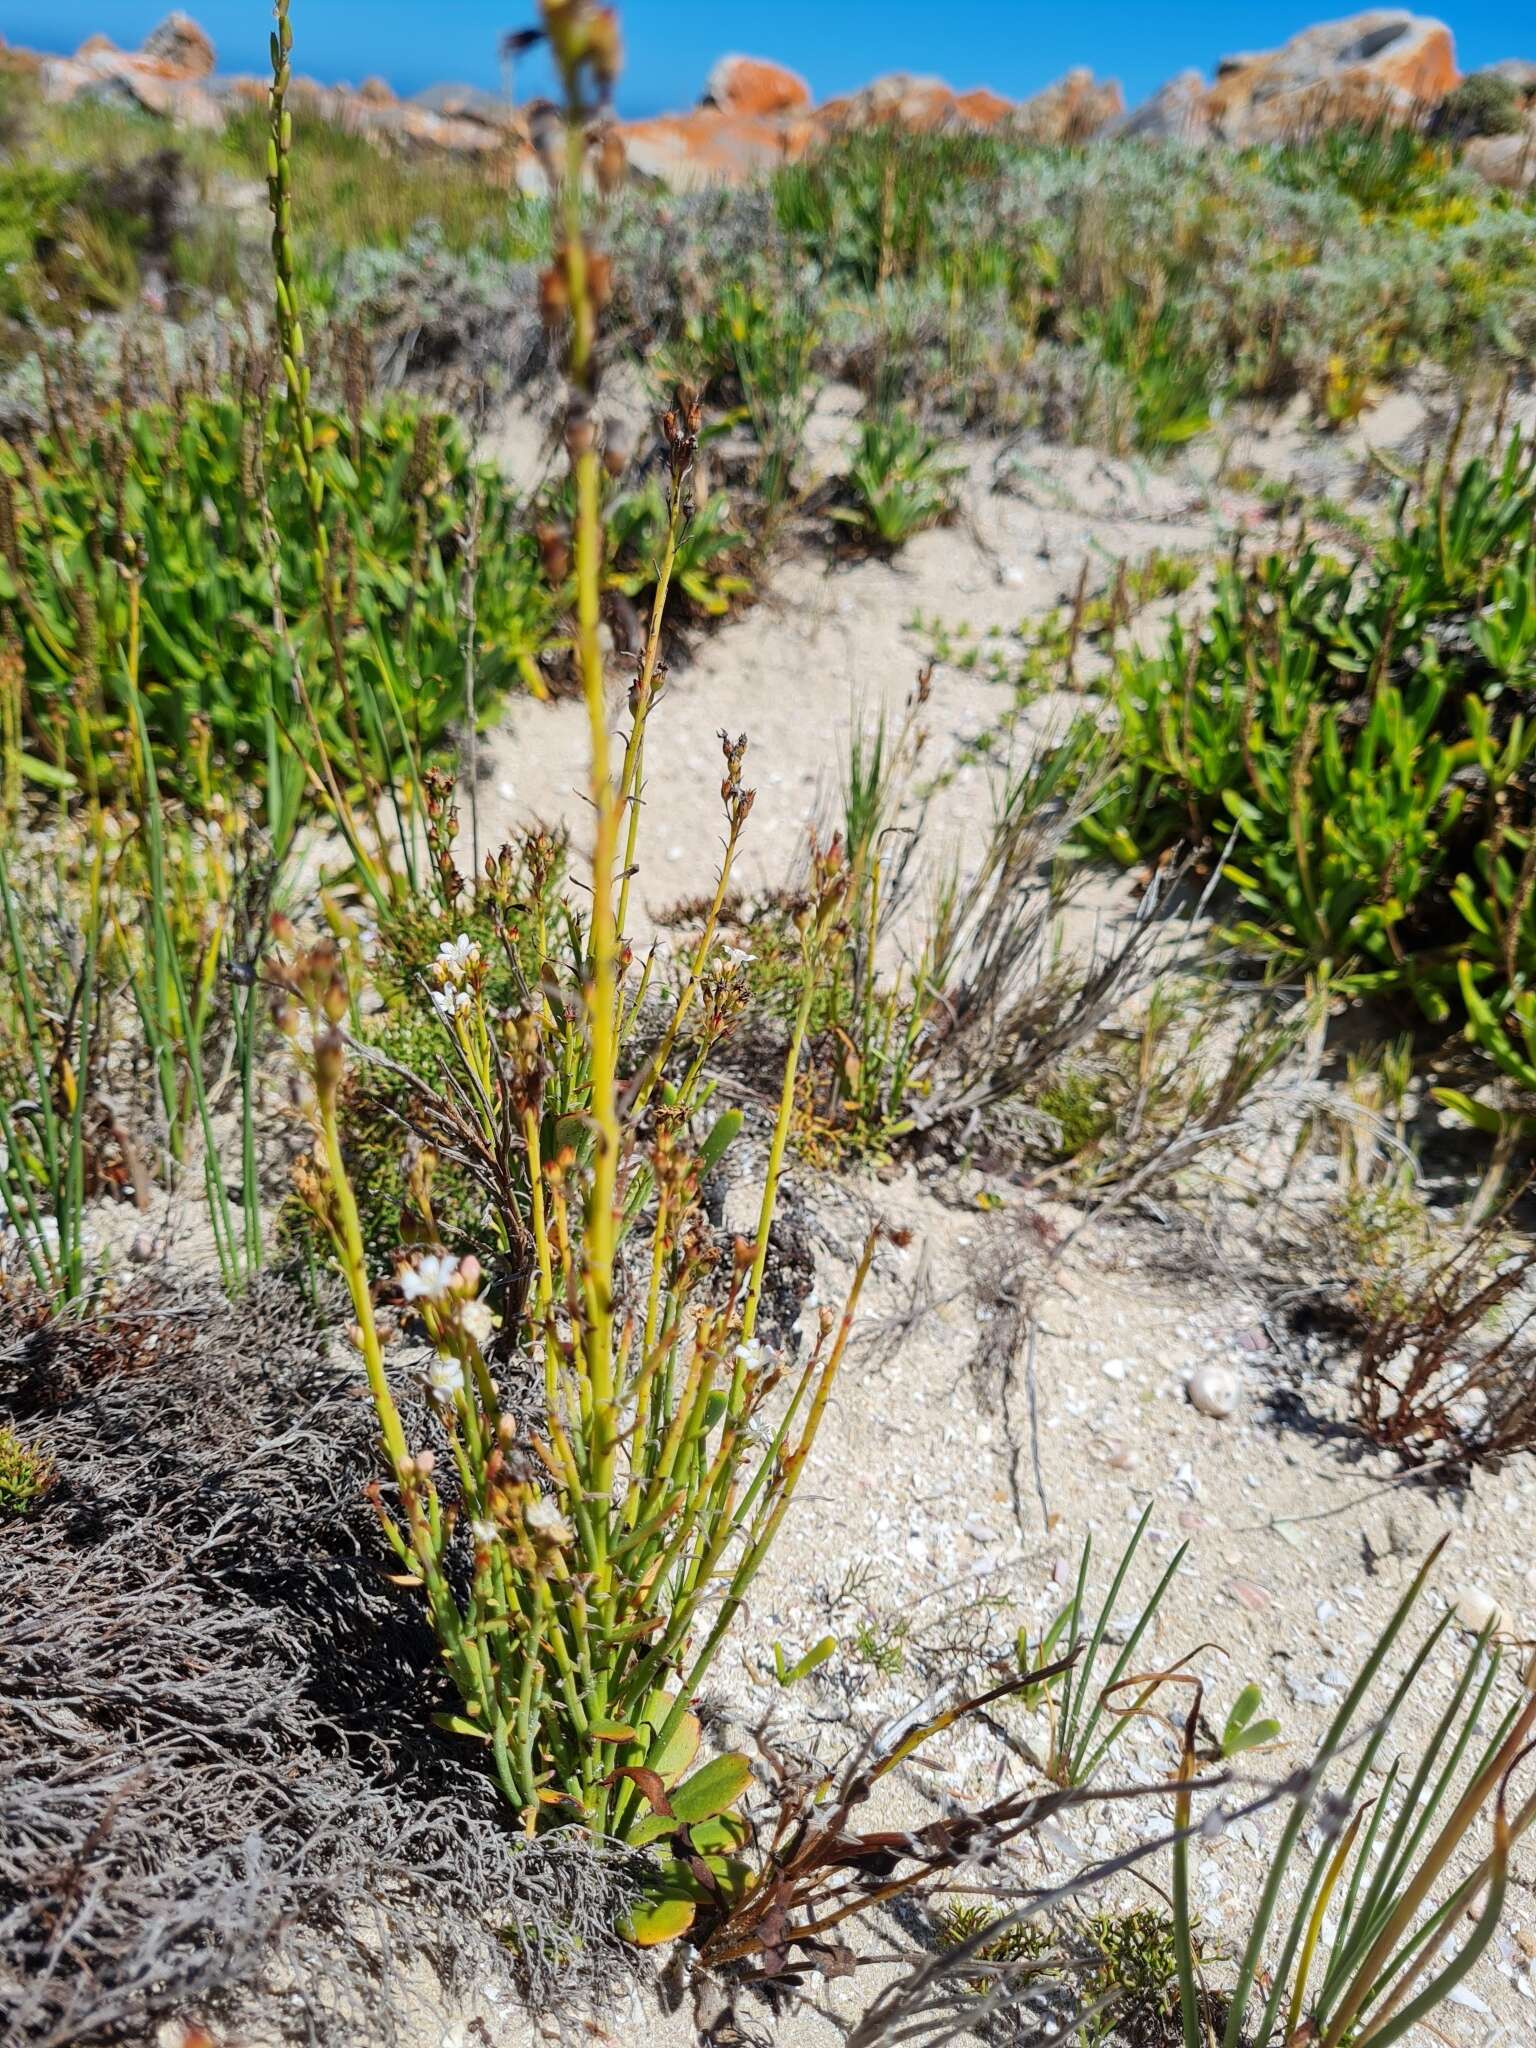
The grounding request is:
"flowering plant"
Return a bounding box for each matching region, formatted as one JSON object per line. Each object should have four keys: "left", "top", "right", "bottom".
{"left": 270, "top": 0, "right": 866, "bottom": 1895}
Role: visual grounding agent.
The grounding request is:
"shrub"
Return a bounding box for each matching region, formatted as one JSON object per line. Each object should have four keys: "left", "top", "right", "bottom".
{"left": 1077, "top": 432, "right": 1536, "bottom": 1021}
{"left": 0, "top": 1422, "right": 55, "bottom": 1515}
{"left": 832, "top": 411, "right": 961, "bottom": 550}
{"left": 1349, "top": 1221, "right": 1536, "bottom": 1465}
{"left": 1436, "top": 74, "right": 1527, "bottom": 142}
{"left": 3, "top": 383, "right": 553, "bottom": 825}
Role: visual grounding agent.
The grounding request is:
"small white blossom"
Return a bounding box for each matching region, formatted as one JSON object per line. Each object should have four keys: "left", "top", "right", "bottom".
{"left": 525, "top": 1497, "right": 574, "bottom": 1546}
{"left": 470, "top": 1518, "right": 498, "bottom": 1546}
{"left": 430, "top": 985, "right": 473, "bottom": 1020}
{"left": 427, "top": 1356, "right": 462, "bottom": 1400}
{"left": 461, "top": 1298, "right": 495, "bottom": 1347}
{"left": 435, "top": 933, "right": 482, "bottom": 984}
{"left": 719, "top": 944, "right": 753, "bottom": 968}
{"left": 403, "top": 1252, "right": 462, "bottom": 1303}
{"left": 734, "top": 1337, "right": 764, "bottom": 1372}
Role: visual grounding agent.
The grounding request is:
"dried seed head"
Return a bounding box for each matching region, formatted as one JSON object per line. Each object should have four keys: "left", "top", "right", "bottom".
{"left": 564, "top": 404, "right": 596, "bottom": 459}
{"left": 601, "top": 413, "right": 635, "bottom": 478}
{"left": 537, "top": 523, "right": 571, "bottom": 584}
{"left": 313, "top": 1026, "right": 345, "bottom": 1094}
{"left": 538, "top": 261, "right": 569, "bottom": 331}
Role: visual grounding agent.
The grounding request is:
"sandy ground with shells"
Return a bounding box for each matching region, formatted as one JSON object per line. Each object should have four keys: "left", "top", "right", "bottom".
{"left": 448, "top": 388, "right": 1536, "bottom": 2048}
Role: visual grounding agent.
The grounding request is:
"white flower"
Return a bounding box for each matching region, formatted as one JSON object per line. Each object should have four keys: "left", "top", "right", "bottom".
{"left": 734, "top": 1337, "right": 764, "bottom": 1372}
{"left": 435, "top": 933, "right": 482, "bottom": 984}
{"left": 427, "top": 1356, "right": 462, "bottom": 1401}
{"left": 469, "top": 1518, "right": 498, "bottom": 1546}
{"left": 524, "top": 1497, "right": 574, "bottom": 1546}
{"left": 430, "top": 985, "right": 473, "bottom": 1020}
{"left": 719, "top": 944, "right": 753, "bottom": 969}
{"left": 403, "top": 1252, "right": 462, "bottom": 1303}
{"left": 461, "top": 1298, "right": 495, "bottom": 1347}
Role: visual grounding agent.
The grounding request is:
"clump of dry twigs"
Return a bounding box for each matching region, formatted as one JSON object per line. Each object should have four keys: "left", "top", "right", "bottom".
{"left": 1350, "top": 1217, "right": 1536, "bottom": 1466}
{"left": 0, "top": 1274, "right": 633, "bottom": 2048}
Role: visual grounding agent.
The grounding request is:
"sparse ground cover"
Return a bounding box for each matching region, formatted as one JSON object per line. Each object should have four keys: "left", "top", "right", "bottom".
{"left": 5, "top": 7, "right": 1536, "bottom": 2048}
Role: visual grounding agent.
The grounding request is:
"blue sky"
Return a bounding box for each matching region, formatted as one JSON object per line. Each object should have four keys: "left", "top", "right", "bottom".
{"left": 8, "top": 3, "right": 1521, "bottom": 114}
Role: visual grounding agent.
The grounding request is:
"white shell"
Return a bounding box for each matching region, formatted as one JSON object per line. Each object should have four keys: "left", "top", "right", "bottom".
{"left": 1455, "top": 1588, "right": 1505, "bottom": 1636}
{"left": 1186, "top": 1363, "right": 1240, "bottom": 1419}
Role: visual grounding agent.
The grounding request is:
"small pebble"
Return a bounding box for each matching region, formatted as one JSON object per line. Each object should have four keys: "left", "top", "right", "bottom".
{"left": 1186, "top": 1363, "right": 1240, "bottom": 1418}
{"left": 1455, "top": 1587, "right": 1506, "bottom": 1636}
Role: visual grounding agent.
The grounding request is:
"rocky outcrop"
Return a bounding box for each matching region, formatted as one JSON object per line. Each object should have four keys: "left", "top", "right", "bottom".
{"left": 618, "top": 110, "right": 794, "bottom": 190}
{"left": 41, "top": 17, "right": 224, "bottom": 128}
{"left": 140, "top": 11, "right": 215, "bottom": 79}
{"left": 1012, "top": 68, "right": 1125, "bottom": 144}
{"left": 617, "top": 63, "right": 1095, "bottom": 189}
{"left": 813, "top": 73, "right": 1016, "bottom": 135}
{"left": 9, "top": 8, "right": 1529, "bottom": 195}
{"left": 1119, "top": 70, "right": 1212, "bottom": 142}
{"left": 702, "top": 54, "right": 811, "bottom": 119}
{"left": 1125, "top": 11, "right": 1459, "bottom": 143}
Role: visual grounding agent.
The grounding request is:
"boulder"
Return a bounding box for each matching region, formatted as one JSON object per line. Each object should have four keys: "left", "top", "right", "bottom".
{"left": 1208, "top": 11, "right": 1457, "bottom": 137}
{"left": 620, "top": 110, "right": 792, "bottom": 191}
{"left": 1129, "top": 12, "right": 1459, "bottom": 143}
{"left": 701, "top": 54, "right": 811, "bottom": 119}
{"left": 1463, "top": 124, "right": 1536, "bottom": 189}
{"left": 1119, "top": 69, "right": 1213, "bottom": 142}
{"left": 41, "top": 47, "right": 221, "bottom": 126}
{"left": 815, "top": 72, "right": 1017, "bottom": 134}
{"left": 140, "top": 12, "right": 216, "bottom": 79}
{"left": 1012, "top": 67, "right": 1124, "bottom": 143}
{"left": 357, "top": 75, "right": 395, "bottom": 105}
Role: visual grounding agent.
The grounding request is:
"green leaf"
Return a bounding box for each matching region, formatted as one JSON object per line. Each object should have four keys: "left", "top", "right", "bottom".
{"left": 699, "top": 1107, "right": 742, "bottom": 1172}
{"left": 772, "top": 1634, "right": 837, "bottom": 1686}
{"left": 668, "top": 1751, "right": 752, "bottom": 1825}
{"left": 642, "top": 1695, "right": 701, "bottom": 1784}
{"left": 687, "top": 1811, "right": 752, "bottom": 1855}
{"left": 1227, "top": 1717, "right": 1283, "bottom": 1754}
{"left": 430, "top": 1710, "right": 490, "bottom": 1743}
{"left": 16, "top": 752, "right": 78, "bottom": 791}
{"left": 619, "top": 1891, "right": 696, "bottom": 1947}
